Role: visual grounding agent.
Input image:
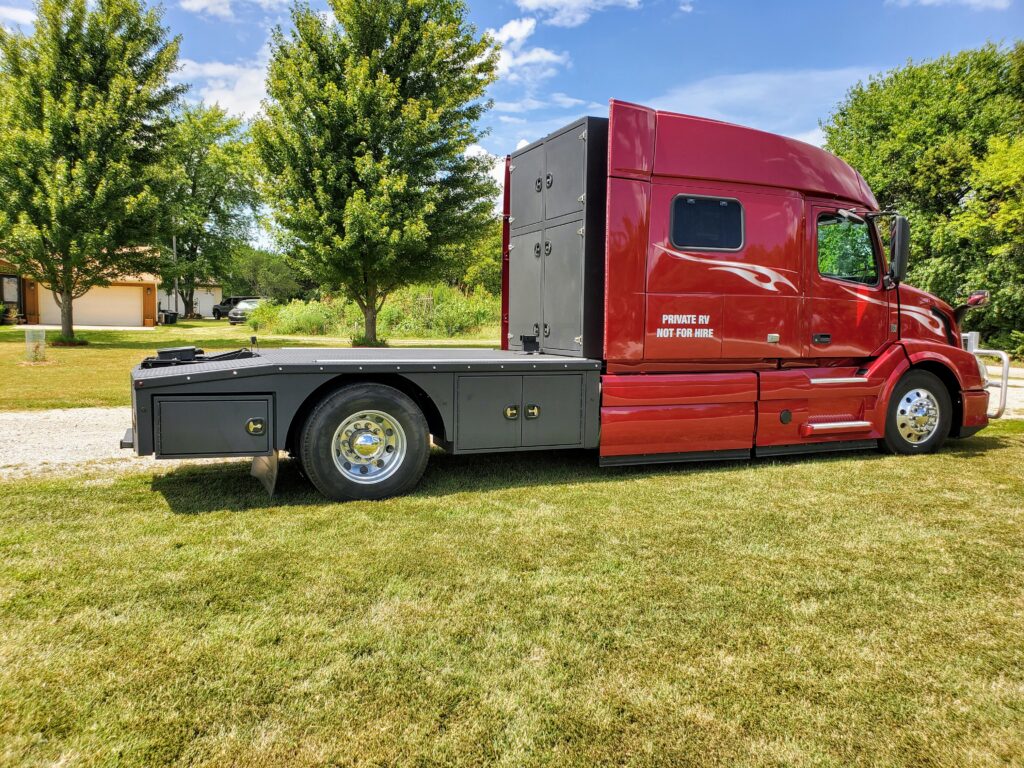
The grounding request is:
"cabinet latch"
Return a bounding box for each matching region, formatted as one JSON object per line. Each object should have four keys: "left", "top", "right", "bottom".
{"left": 504, "top": 405, "right": 519, "bottom": 420}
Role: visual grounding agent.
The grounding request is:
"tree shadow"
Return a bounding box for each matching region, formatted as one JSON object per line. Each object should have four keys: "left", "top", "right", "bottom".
{"left": 147, "top": 435, "right": 1018, "bottom": 515}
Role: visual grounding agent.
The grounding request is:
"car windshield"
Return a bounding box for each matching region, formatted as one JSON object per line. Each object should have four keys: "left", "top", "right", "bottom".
{"left": 236, "top": 300, "right": 259, "bottom": 310}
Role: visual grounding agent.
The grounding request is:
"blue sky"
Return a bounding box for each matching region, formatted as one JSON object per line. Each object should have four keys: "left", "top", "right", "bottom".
{"left": 2, "top": 0, "right": 1023, "bottom": 167}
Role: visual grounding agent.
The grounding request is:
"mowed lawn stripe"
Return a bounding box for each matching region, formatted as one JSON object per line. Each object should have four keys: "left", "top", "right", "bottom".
{"left": 1, "top": 421, "right": 1023, "bottom": 766}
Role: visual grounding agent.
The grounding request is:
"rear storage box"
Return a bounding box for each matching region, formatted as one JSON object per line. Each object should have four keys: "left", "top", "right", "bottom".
{"left": 507, "top": 116, "right": 608, "bottom": 359}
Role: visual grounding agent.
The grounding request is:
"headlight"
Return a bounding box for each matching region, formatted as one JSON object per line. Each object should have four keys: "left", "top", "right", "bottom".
{"left": 975, "top": 354, "right": 989, "bottom": 388}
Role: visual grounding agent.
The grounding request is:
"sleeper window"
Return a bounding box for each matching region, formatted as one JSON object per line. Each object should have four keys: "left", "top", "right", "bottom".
{"left": 670, "top": 196, "right": 744, "bottom": 251}
{"left": 817, "top": 214, "right": 878, "bottom": 285}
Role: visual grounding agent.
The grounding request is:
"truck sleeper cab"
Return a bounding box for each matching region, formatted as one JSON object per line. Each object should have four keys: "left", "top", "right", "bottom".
{"left": 123, "top": 100, "right": 997, "bottom": 501}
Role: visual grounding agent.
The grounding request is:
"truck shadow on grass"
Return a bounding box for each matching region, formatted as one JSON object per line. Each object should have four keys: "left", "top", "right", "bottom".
{"left": 150, "top": 431, "right": 1012, "bottom": 515}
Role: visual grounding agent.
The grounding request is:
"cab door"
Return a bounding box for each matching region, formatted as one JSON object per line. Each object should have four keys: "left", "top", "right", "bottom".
{"left": 806, "top": 203, "right": 892, "bottom": 359}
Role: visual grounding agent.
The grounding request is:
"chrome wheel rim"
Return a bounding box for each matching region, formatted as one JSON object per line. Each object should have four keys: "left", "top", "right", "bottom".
{"left": 331, "top": 409, "right": 407, "bottom": 484}
{"left": 897, "top": 388, "right": 940, "bottom": 444}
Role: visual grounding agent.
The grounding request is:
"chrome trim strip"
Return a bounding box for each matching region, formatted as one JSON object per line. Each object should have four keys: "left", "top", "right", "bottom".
{"left": 809, "top": 377, "right": 869, "bottom": 385}
{"left": 806, "top": 420, "right": 872, "bottom": 431}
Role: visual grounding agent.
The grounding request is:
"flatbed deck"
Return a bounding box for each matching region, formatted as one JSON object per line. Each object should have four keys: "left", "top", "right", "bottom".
{"left": 133, "top": 347, "right": 602, "bottom": 387}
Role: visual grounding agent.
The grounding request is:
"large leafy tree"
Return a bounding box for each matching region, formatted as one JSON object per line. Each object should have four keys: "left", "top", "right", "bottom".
{"left": 822, "top": 43, "right": 1024, "bottom": 341}
{"left": 0, "top": 0, "right": 182, "bottom": 338}
{"left": 162, "top": 104, "right": 258, "bottom": 316}
{"left": 222, "top": 244, "right": 303, "bottom": 302}
{"left": 253, "top": 0, "right": 498, "bottom": 343}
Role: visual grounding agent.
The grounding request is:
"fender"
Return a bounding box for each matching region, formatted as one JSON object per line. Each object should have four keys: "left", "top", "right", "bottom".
{"left": 899, "top": 339, "right": 986, "bottom": 392}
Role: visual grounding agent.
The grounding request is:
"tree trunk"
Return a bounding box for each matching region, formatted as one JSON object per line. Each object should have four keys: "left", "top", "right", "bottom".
{"left": 183, "top": 286, "right": 195, "bottom": 316}
{"left": 59, "top": 289, "right": 74, "bottom": 339}
{"left": 362, "top": 304, "right": 378, "bottom": 344}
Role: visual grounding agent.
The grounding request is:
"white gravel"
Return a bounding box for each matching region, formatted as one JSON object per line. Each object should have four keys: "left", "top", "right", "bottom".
{"left": 1, "top": 369, "right": 1021, "bottom": 480}
{"left": 0, "top": 406, "right": 239, "bottom": 480}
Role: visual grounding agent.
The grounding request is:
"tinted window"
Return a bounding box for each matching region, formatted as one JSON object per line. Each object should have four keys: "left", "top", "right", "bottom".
{"left": 670, "top": 196, "right": 744, "bottom": 250}
{"left": 817, "top": 215, "right": 878, "bottom": 284}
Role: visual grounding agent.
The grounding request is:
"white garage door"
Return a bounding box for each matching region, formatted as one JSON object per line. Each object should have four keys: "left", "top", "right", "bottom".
{"left": 39, "top": 285, "right": 144, "bottom": 326}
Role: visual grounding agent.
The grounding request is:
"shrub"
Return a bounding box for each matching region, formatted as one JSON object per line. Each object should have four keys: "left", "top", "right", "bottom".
{"left": 246, "top": 301, "right": 280, "bottom": 331}
{"left": 243, "top": 285, "right": 501, "bottom": 340}
{"left": 273, "top": 299, "right": 342, "bottom": 336}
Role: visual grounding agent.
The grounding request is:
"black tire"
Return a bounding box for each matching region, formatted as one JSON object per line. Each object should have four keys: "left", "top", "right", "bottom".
{"left": 300, "top": 384, "right": 430, "bottom": 501}
{"left": 882, "top": 370, "right": 952, "bottom": 455}
{"left": 212, "top": 309, "right": 222, "bottom": 319}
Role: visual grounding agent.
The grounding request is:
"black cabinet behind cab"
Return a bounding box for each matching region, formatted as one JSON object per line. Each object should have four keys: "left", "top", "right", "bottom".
{"left": 456, "top": 374, "right": 586, "bottom": 452}
{"left": 507, "top": 116, "right": 607, "bottom": 359}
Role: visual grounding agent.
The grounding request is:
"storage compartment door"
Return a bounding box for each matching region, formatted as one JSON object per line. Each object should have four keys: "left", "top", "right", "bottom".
{"left": 456, "top": 376, "right": 523, "bottom": 451}
{"left": 544, "top": 127, "right": 586, "bottom": 221}
{"left": 508, "top": 230, "right": 543, "bottom": 348}
{"left": 522, "top": 374, "right": 583, "bottom": 447}
{"left": 541, "top": 220, "right": 584, "bottom": 354}
{"left": 509, "top": 144, "right": 544, "bottom": 230}
{"left": 156, "top": 396, "right": 271, "bottom": 457}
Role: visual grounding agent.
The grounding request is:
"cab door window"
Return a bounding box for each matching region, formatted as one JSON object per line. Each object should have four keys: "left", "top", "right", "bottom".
{"left": 817, "top": 214, "right": 879, "bottom": 285}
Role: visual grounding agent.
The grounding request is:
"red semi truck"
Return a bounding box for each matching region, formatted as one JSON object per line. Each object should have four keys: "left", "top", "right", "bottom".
{"left": 123, "top": 100, "right": 1007, "bottom": 500}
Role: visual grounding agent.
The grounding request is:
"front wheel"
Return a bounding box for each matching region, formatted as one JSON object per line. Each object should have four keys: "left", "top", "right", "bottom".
{"left": 300, "top": 384, "right": 430, "bottom": 501}
{"left": 212, "top": 309, "right": 222, "bottom": 319}
{"left": 882, "top": 370, "right": 952, "bottom": 455}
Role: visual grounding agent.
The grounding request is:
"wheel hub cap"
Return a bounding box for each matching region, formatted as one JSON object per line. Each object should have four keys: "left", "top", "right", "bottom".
{"left": 331, "top": 410, "right": 407, "bottom": 484}
{"left": 897, "top": 388, "right": 940, "bottom": 443}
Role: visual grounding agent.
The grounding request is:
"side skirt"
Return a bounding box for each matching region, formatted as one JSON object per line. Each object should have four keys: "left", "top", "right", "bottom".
{"left": 599, "top": 448, "right": 750, "bottom": 468}
{"left": 755, "top": 439, "right": 877, "bottom": 458}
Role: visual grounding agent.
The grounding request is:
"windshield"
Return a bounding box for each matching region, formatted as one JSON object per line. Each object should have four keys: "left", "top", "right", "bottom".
{"left": 236, "top": 300, "right": 260, "bottom": 310}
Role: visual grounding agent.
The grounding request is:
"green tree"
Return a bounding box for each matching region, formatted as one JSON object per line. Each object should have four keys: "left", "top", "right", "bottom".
{"left": 161, "top": 104, "right": 258, "bottom": 316}
{"left": 933, "top": 136, "right": 1024, "bottom": 348}
{"left": 223, "top": 244, "right": 303, "bottom": 302}
{"left": 822, "top": 43, "right": 1024, "bottom": 338}
{"left": 253, "top": 0, "right": 498, "bottom": 343}
{"left": 0, "top": 0, "right": 182, "bottom": 338}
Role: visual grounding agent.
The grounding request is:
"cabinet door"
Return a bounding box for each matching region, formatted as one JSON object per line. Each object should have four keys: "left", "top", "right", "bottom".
{"left": 509, "top": 144, "right": 544, "bottom": 230}
{"left": 508, "top": 230, "right": 543, "bottom": 347}
{"left": 541, "top": 220, "right": 584, "bottom": 354}
{"left": 544, "top": 127, "right": 586, "bottom": 221}
{"left": 522, "top": 375, "right": 583, "bottom": 447}
{"left": 456, "top": 376, "right": 523, "bottom": 451}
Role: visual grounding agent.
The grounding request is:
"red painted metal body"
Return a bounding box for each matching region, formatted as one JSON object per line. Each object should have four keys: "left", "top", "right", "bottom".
{"left": 503, "top": 100, "right": 990, "bottom": 464}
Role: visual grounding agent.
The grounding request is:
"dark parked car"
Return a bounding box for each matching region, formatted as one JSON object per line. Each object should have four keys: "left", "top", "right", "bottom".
{"left": 212, "top": 296, "right": 258, "bottom": 319}
{"left": 228, "top": 298, "right": 263, "bottom": 325}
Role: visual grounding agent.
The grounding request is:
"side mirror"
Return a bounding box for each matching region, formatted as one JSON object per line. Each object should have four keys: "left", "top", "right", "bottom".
{"left": 954, "top": 289, "right": 991, "bottom": 324}
{"left": 966, "top": 289, "right": 990, "bottom": 307}
{"left": 889, "top": 215, "right": 910, "bottom": 284}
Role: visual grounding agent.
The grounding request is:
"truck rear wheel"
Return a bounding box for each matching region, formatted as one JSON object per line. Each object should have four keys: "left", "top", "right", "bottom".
{"left": 300, "top": 384, "right": 430, "bottom": 501}
{"left": 882, "top": 370, "right": 952, "bottom": 455}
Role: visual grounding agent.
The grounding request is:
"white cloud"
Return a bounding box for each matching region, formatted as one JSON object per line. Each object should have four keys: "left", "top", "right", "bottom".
{"left": 498, "top": 115, "right": 527, "bottom": 124}
{"left": 649, "top": 67, "right": 873, "bottom": 147}
{"left": 889, "top": 0, "right": 1010, "bottom": 8}
{"left": 679, "top": 1, "right": 695, "bottom": 11}
{"left": 494, "top": 93, "right": 589, "bottom": 113}
{"left": 179, "top": 0, "right": 288, "bottom": 19}
{"left": 177, "top": 57, "right": 267, "bottom": 117}
{"left": 515, "top": 0, "right": 640, "bottom": 27}
{"left": 0, "top": 5, "right": 33, "bottom": 25}
{"left": 516, "top": 139, "right": 531, "bottom": 149}
{"left": 488, "top": 17, "right": 569, "bottom": 85}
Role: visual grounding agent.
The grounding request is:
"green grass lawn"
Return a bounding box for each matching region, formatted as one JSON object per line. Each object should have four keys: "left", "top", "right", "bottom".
{"left": 0, "top": 320, "right": 500, "bottom": 411}
{"left": 2, "top": 420, "right": 1023, "bottom": 766}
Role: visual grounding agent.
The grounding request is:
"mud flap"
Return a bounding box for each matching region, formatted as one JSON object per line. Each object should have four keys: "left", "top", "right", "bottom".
{"left": 250, "top": 452, "right": 279, "bottom": 496}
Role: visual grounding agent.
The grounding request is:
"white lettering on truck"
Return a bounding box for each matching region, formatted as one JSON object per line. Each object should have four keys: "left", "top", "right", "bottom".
{"left": 655, "top": 313, "right": 716, "bottom": 339}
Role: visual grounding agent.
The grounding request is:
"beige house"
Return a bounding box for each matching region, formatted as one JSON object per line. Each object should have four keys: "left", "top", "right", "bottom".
{"left": 0, "top": 259, "right": 158, "bottom": 327}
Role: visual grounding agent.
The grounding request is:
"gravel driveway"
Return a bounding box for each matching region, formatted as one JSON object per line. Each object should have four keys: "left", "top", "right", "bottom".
{"left": 2, "top": 369, "right": 1022, "bottom": 480}
{"left": 0, "top": 407, "right": 240, "bottom": 480}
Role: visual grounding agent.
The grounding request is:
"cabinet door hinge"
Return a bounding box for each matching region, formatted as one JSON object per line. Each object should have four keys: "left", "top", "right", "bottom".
{"left": 577, "top": 226, "right": 585, "bottom": 236}
{"left": 574, "top": 335, "right": 583, "bottom": 345}
{"left": 579, "top": 130, "right": 587, "bottom": 141}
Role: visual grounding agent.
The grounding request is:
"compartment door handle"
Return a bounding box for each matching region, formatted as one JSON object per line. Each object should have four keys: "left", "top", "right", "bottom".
{"left": 525, "top": 404, "right": 540, "bottom": 419}
{"left": 812, "top": 333, "right": 832, "bottom": 345}
{"left": 504, "top": 405, "right": 519, "bottom": 420}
